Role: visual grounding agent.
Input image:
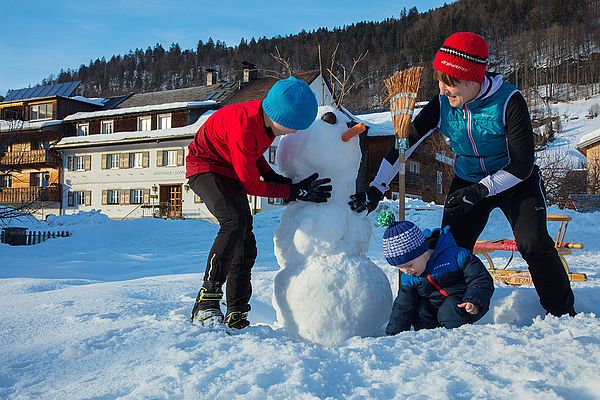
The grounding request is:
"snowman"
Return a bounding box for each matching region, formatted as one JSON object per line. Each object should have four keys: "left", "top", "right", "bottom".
{"left": 272, "top": 105, "right": 392, "bottom": 346}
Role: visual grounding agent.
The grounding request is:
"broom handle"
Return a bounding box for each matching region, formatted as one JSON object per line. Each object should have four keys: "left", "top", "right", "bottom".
{"left": 396, "top": 138, "right": 408, "bottom": 220}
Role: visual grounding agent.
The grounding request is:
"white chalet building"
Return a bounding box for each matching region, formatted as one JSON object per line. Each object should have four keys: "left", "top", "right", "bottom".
{"left": 54, "top": 69, "right": 335, "bottom": 220}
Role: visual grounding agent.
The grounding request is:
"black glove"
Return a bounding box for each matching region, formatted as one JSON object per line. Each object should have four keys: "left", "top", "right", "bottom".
{"left": 289, "top": 173, "right": 332, "bottom": 203}
{"left": 445, "top": 183, "right": 489, "bottom": 215}
{"left": 348, "top": 186, "right": 384, "bottom": 214}
{"left": 263, "top": 169, "right": 292, "bottom": 184}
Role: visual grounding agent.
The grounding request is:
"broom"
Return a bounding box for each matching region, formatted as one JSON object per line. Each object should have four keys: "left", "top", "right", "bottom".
{"left": 384, "top": 66, "right": 424, "bottom": 221}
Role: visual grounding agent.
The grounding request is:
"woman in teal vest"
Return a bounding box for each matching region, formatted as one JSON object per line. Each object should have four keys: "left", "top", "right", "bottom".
{"left": 349, "top": 32, "right": 575, "bottom": 317}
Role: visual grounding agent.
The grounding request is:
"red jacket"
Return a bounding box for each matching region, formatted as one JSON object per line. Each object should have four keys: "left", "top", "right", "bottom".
{"left": 186, "top": 100, "right": 291, "bottom": 198}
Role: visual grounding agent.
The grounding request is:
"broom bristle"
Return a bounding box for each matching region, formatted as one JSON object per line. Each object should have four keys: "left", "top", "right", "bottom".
{"left": 384, "top": 66, "right": 424, "bottom": 139}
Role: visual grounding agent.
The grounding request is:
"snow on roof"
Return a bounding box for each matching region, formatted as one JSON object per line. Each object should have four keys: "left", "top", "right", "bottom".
{"left": 355, "top": 104, "right": 425, "bottom": 137}
{"left": 0, "top": 119, "right": 62, "bottom": 132}
{"left": 70, "top": 96, "right": 106, "bottom": 106}
{"left": 63, "top": 100, "right": 218, "bottom": 122}
{"left": 577, "top": 128, "right": 600, "bottom": 149}
{"left": 54, "top": 111, "right": 215, "bottom": 148}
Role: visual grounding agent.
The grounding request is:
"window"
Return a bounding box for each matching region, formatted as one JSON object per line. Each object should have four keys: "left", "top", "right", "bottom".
{"left": 163, "top": 150, "right": 177, "bottom": 166}
{"left": 30, "top": 172, "right": 49, "bottom": 187}
{"left": 0, "top": 174, "right": 12, "bottom": 188}
{"left": 101, "top": 120, "right": 114, "bottom": 134}
{"left": 107, "top": 190, "right": 120, "bottom": 205}
{"left": 73, "top": 191, "right": 85, "bottom": 206}
{"left": 157, "top": 114, "right": 171, "bottom": 130}
{"left": 77, "top": 123, "right": 89, "bottom": 136}
{"left": 75, "top": 155, "right": 85, "bottom": 171}
{"left": 29, "top": 103, "right": 53, "bottom": 120}
{"left": 129, "top": 152, "right": 143, "bottom": 168}
{"left": 269, "top": 146, "right": 277, "bottom": 164}
{"left": 138, "top": 116, "right": 152, "bottom": 131}
{"left": 408, "top": 160, "right": 421, "bottom": 174}
{"left": 437, "top": 171, "right": 443, "bottom": 194}
{"left": 107, "top": 153, "right": 119, "bottom": 169}
{"left": 130, "top": 189, "right": 143, "bottom": 204}
{"left": 31, "top": 140, "right": 49, "bottom": 150}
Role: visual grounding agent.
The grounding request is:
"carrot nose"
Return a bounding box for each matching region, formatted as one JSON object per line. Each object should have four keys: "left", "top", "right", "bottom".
{"left": 341, "top": 123, "right": 366, "bottom": 142}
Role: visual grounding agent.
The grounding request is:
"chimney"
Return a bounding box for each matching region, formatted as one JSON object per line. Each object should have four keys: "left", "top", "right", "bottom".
{"left": 242, "top": 61, "right": 258, "bottom": 83}
{"left": 206, "top": 68, "right": 218, "bottom": 86}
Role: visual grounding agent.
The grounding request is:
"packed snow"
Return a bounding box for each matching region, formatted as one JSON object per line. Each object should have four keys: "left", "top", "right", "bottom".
{"left": 2, "top": 202, "right": 600, "bottom": 399}
{"left": 3, "top": 94, "right": 600, "bottom": 399}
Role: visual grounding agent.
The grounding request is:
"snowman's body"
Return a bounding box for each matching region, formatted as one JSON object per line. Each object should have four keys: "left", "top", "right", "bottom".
{"left": 272, "top": 106, "right": 392, "bottom": 346}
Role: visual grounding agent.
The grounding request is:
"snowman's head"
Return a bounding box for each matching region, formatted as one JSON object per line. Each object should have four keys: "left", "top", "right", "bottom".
{"left": 276, "top": 106, "right": 366, "bottom": 198}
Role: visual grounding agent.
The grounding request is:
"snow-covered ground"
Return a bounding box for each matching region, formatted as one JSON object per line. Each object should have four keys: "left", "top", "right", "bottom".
{"left": 2, "top": 94, "right": 600, "bottom": 399}
{"left": 2, "top": 201, "right": 600, "bottom": 400}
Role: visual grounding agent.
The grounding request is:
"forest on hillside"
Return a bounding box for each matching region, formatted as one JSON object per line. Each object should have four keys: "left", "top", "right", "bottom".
{"left": 44, "top": 0, "right": 600, "bottom": 112}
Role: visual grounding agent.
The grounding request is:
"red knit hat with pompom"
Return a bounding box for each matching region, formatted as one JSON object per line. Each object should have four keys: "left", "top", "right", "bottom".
{"left": 433, "top": 32, "right": 488, "bottom": 83}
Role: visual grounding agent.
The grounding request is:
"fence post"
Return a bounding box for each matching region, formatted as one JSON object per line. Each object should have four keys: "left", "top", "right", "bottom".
{"left": 37, "top": 231, "right": 41, "bottom": 244}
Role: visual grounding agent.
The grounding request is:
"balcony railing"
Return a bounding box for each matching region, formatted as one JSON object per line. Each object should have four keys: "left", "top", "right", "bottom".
{"left": 0, "top": 150, "right": 59, "bottom": 166}
{"left": 0, "top": 185, "right": 61, "bottom": 204}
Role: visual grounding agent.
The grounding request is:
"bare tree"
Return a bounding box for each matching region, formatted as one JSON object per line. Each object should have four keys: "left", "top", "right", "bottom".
{"left": 587, "top": 157, "right": 600, "bottom": 194}
{"left": 537, "top": 149, "right": 585, "bottom": 206}
{"left": 326, "top": 43, "right": 369, "bottom": 107}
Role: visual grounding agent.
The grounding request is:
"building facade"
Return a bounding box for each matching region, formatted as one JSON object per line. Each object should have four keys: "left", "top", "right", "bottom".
{"left": 0, "top": 82, "right": 103, "bottom": 219}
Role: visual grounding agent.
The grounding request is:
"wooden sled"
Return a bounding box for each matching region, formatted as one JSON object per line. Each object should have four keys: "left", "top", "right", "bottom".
{"left": 473, "top": 214, "right": 587, "bottom": 285}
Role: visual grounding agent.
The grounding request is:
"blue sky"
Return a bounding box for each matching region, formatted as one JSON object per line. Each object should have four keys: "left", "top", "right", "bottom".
{"left": 0, "top": 0, "right": 450, "bottom": 97}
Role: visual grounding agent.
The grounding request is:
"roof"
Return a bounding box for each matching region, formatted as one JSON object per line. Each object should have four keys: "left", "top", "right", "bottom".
{"left": 0, "top": 119, "right": 62, "bottom": 133}
{"left": 221, "top": 71, "right": 321, "bottom": 106}
{"left": 116, "top": 83, "right": 238, "bottom": 109}
{"left": 3, "top": 81, "right": 81, "bottom": 102}
{"left": 54, "top": 111, "right": 215, "bottom": 149}
{"left": 567, "top": 193, "right": 600, "bottom": 213}
{"left": 577, "top": 128, "right": 600, "bottom": 154}
{"left": 63, "top": 101, "right": 218, "bottom": 122}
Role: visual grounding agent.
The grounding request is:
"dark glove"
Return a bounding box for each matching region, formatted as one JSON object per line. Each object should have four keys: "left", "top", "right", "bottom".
{"left": 289, "top": 173, "right": 332, "bottom": 203}
{"left": 445, "top": 183, "right": 489, "bottom": 215}
{"left": 263, "top": 169, "right": 292, "bottom": 184}
{"left": 348, "top": 186, "right": 384, "bottom": 214}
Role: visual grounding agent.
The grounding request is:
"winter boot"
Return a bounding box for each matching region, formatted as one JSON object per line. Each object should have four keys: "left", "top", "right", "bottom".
{"left": 191, "top": 282, "right": 224, "bottom": 324}
{"left": 224, "top": 306, "right": 250, "bottom": 330}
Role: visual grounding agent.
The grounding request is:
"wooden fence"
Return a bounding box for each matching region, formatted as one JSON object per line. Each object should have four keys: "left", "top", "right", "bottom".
{"left": 1, "top": 228, "right": 71, "bottom": 246}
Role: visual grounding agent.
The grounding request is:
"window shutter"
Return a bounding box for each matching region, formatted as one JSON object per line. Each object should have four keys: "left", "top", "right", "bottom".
{"left": 85, "top": 191, "right": 92, "bottom": 206}
{"left": 143, "top": 151, "right": 149, "bottom": 168}
{"left": 67, "top": 156, "right": 74, "bottom": 171}
{"left": 102, "top": 190, "right": 108, "bottom": 205}
{"left": 156, "top": 151, "right": 163, "bottom": 167}
{"left": 122, "top": 189, "right": 130, "bottom": 205}
{"left": 68, "top": 191, "right": 74, "bottom": 206}
{"left": 177, "top": 149, "right": 184, "bottom": 166}
{"left": 143, "top": 189, "right": 150, "bottom": 204}
{"left": 101, "top": 154, "right": 107, "bottom": 170}
{"left": 84, "top": 155, "right": 91, "bottom": 171}
{"left": 120, "top": 154, "right": 128, "bottom": 169}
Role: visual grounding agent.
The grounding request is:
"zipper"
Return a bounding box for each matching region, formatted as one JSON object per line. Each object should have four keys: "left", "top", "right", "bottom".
{"left": 462, "top": 104, "right": 488, "bottom": 176}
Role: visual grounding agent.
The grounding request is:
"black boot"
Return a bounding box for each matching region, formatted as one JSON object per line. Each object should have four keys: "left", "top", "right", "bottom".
{"left": 224, "top": 306, "right": 250, "bottom": 330}
{"left": 191, "top": 282, "right": 224, "bottom": 324}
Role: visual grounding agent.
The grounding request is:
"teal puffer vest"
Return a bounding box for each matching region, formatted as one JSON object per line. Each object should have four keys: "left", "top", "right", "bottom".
{"left": 439, "top": 81, "right": 518, "bottom": 182}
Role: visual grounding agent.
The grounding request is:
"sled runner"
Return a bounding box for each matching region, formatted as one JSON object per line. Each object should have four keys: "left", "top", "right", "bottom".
{"left": 473, "top": 214, "right": 587, "bottom": 285}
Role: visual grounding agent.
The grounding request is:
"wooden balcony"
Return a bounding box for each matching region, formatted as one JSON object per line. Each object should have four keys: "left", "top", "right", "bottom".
{"left": 0, "top": 185, "right": 61, "bottom": 204}
{"left": 0, "top": 149, "right": 60, "bottom": 166}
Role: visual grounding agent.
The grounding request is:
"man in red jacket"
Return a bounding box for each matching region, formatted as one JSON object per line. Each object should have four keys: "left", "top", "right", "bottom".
{"left": 187, "top": 77, "right": 332, "bottom": 329}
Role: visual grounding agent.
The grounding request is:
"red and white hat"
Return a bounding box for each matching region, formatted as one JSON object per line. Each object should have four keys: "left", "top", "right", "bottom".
{"left": 433, "top": 32, "right": 488, "bottom": 83}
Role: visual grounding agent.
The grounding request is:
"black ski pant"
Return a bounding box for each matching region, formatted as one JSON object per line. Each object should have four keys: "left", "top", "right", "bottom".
{"left": 442, "top": 165, "right": 576, "bottom": 317}
{"left": 188, "top": 172, "right": 256, "bottom": 312}
{"left": 412, "top": 296, "right": 486, "bottom": 330}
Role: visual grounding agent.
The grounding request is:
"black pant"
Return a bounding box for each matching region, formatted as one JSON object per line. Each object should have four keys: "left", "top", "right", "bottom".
{"left": 188, "top": 173, "right": 257, "bottom": 312}
{"left": 442, "top": 166, "right": 575, "bottom": 317}
{"left": 412, "top": 296, "right": 486, "bottom": 330}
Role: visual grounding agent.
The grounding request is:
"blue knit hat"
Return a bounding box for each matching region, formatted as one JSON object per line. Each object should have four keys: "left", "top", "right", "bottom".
{"left": 263, "top": 77, "right": 318, "bottom": 130}
{"left": 379, "top": 211, "right": 427, "bottom": 266}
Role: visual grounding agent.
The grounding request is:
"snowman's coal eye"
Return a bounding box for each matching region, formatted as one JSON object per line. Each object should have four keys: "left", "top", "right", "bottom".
{"left": 321, "top": 112, "right": 337, "bottom": 125}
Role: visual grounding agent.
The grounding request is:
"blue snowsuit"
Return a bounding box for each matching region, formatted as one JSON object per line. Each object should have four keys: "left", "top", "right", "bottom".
{"left": 386, "top": 231, "right": 494, "bottom": 335}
